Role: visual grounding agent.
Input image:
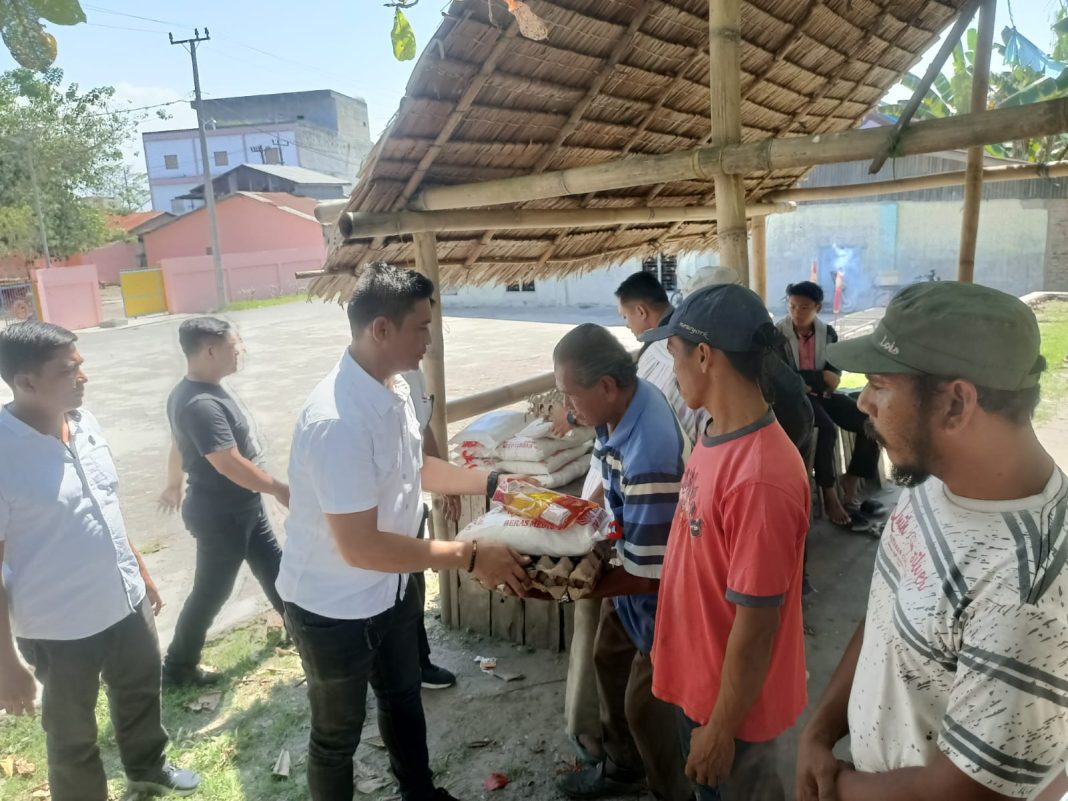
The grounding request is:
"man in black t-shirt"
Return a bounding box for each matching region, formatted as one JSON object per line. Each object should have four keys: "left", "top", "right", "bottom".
{"left": 158, "top": 317, "right": 289, "bottom": 687}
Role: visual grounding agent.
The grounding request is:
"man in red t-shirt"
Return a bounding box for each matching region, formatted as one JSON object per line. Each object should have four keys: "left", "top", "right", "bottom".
{"left": 639, "top": 284, "right": 810, "bottom": 801}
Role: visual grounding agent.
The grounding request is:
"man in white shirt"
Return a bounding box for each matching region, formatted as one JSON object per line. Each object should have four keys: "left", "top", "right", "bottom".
{"left": 0, "top": 321, "right": 199, "bottom": 801}
{"left": 277, "top": 263, "right": 531, "bottom": 801}
{"left": 796, "top": 282, "right": 1068, "bottom": 801}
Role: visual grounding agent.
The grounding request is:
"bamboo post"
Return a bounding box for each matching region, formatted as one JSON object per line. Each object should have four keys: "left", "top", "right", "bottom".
{"left": 708, "top": 0, "right": 749, "bottom": 286}
{"left": 868, "top": 0, "right": 981, "bottom": 174}
{"left": 411, "top": 231, "right": 455, "bottom": 628}
{"left": 958, "top": 0, "right": 997, "bottom": 282}
{"left": 407, "top": 98, "right": 1068, "bottom": 211}
{"left": 750, "top": 215, "right": 767, "bottom": 302}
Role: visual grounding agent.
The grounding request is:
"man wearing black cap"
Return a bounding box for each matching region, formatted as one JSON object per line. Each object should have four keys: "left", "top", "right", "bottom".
{"left": 795, "top": 282, "right": 1068, "bottom": 801}
{"left": 642, "top": 285, "right": 811, "bottom": 800}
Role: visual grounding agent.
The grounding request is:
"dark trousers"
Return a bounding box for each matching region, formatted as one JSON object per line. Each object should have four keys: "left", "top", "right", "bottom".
{"left": 284, "top": 576, "right": 435, "bottom": 801}
{"left": 594, "top": 600, "right": 690, "bottom": 801}
{"left": 676, "top": 709, "right": 784, "bottom": 801}
{"left": 414, "top": 505, "right": 432, "bottom": 667}
{"left": 17, "top": 601, "right": 169, "bottom": 801}
{"left": 164, "top": 500, "right": 284, "bottom": 675}
{"left": 810, "top": 392, "right": 879, "bottom": 489}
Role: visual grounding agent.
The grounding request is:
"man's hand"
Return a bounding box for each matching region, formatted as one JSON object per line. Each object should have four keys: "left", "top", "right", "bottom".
{"left": 0, "top": 661, "right": 36, "bottom": 717}
{"left": 471, "top": 541, "right": 532, "bottom": 596}
{"left": 550, "top": 405, "right": 572, "bottom": 438}
{"left": 686, "top": 722, "right": 735, "bottom": 788}
{"left": 796, "top": 731, "right": 845, "bottom": 801}
{"left": 441, "top": 495, "right": 461, "bottom": 522}
{"left": 144, "top": 578, "right": 164, "bottom": 616}
{"left": 157, "top": 484, "right": 182, "bottom": 513}
{"left": 271, "top": 481, "right": 291, "bottom": 509}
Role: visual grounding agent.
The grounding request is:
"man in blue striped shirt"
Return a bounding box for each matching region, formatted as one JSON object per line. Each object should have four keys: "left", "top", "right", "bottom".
{"left": 553, "top": 324, "right": 692, "bottom": 801}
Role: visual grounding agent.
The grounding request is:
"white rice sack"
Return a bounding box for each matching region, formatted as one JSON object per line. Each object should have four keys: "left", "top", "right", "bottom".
{"left": 493, "top": 443, "right": 592, "bottom": 476}
{"left": 456, "top": 506, "right": 599, "bottom": 557}
{"left": 525, "top": 453, "right": 593, "bottom": 490}
{"left": 449, "top": 410, "right": 528, "bottom": 451}
{"left": 496, "top": 429, "right": 595, "bottom": 462}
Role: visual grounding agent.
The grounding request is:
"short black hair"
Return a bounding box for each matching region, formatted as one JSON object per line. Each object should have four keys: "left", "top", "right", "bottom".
{"left": 347, "top": 262, "right": 435, "bottom": 332}
{"left": 786, "top": 281, "right": 824, "bottom": 304}
{"left": 615, "top": 271, "right": 669, "bottom": 307}
{"left": 914, "top": 369, "right": 1045, "bottom": 426}
{"left": 678, "top": 339, "right": 778, "bottom": 402}
{"left": 553, "top": 323, "right": 637, "bottom": 390}
{"left": 0, "top": 320, "right": 77, "bottom": 388}
{"left": 178, "top": 316, "right": 233, "bottom": 356}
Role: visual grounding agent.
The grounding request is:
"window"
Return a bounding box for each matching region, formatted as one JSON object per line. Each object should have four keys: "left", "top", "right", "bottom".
{"left": 264, "top": 146, "right": 282, "bottom": 165}
{"left": 163, "top": 154, "right": 178, "bottom": 170}
{"left": 213, "top": 151, "right": 228, "bottom": 167}
{"left": 506, "top": 280, "right": 536, "bottom": 293}
{"left": 642, "top": 254, "right": 677, "bottom": 291}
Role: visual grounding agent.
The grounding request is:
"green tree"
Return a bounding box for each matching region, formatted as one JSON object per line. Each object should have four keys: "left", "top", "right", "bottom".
{"left": 0, "top": 0, "right": 86, "bottom": 71}
{"left": 0, "top": 67, "right": 140, "bottom": 260}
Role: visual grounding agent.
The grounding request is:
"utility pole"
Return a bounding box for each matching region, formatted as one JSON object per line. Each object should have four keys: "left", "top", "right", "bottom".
{"left": 170, "top": 28, "right": 226, "bottom": 309}
{"left": 25, "top": 140, "right": 53, "bottom": 269}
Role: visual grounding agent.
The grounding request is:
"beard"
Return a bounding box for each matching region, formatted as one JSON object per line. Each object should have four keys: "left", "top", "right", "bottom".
{"left": 864, "top": 419, "right": 933, "bottom": 488}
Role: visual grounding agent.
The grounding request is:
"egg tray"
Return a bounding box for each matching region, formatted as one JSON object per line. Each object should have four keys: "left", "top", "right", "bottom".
{"left": 523, "top": 544, "right": 609, "bottom": 603}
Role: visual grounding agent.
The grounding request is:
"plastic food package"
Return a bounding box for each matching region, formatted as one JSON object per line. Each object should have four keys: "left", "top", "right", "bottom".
{"left": 456, "top": 481, "right": 612, "bottom": 557}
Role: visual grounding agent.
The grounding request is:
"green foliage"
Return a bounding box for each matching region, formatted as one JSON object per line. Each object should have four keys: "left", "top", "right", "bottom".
{"left": 391, "top": 7, "right": 417, "bottom": 61}
{"left": 0, "top": 0, "right": 85, "bottom": 71}
{"left": 0, "top": 67, "right": 140, "bottom": 259}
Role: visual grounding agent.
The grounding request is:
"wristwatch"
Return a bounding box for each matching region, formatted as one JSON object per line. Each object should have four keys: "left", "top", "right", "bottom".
{"left": 486, "top": 470, "right": 500, "bottom": 500}
{"left": 566, "top": 410, "right": 578, "bottom": 427}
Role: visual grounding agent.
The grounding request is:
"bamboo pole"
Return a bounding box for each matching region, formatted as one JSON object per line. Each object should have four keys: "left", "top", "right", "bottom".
{"left": 407, "top": 98, "right": 1068, "bottom": 211}
{"left": 337, "top": 202, "right": 795, "bottom": 239}
{"left": 314, "top": 199, "right": 347, "bottom": 224}
{"left": 708, "top": 0, "right": 750, "bottom": 286}
{"left": 446, "top": 372, "right": 559, "bottom": 423}
{"left": 750, "top": 215, "right": 767, "bottom": 302}
{"left": 767, "top": 161, "right": 1068, "bottom": 203}
{"left": 411, "top": 231, "right": 455, "bottom": 628}
{"left": 958, "top": 0, "right": 997, "bottom": 282}
{"left": 868, "top": 0, "right": 981, "bottom": 174}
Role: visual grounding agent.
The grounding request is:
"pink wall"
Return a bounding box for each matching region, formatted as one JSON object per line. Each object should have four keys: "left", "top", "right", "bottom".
{"left": 1, "top": 254, "right": 84, "bottom": 281}
{"left": 143, "top": 194, "right": 324, "bottom": 266}
{"left": 82, "top": 241, "right": 137, "bottom": 285}
{"left": 161, "top": 246, "right": 325, "bottom": 313}
{"left": 34, "top": 264, "right": 102, "bottom": 331}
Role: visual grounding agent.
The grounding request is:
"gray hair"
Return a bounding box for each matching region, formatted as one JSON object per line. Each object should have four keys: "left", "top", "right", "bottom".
{"left": 553, "top": 323, "right": 637, "bottom": 390}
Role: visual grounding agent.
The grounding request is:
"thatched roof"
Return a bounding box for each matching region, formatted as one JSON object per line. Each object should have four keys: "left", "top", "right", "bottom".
{"left": 314, "top": 0, "right": 969, "bottom": 297}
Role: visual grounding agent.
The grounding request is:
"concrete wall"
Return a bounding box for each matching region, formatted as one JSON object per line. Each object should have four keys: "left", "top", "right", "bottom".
{"left": 161, "top": 247, "right": 324, "bottom": 313}
{"left": 82, "top": 241, "right": 137, "bottom": 285}
{"left": 143, "top": 195, "right": 324, "bottom": 265}
{"left": 295, "top": 125, "right": 367, "bottom": 183}
{"left": 35, "top": 264, "right": 101, "bottom": 331}
{"left": 1043, "top": 200, "right": 1068, "bottom": 292}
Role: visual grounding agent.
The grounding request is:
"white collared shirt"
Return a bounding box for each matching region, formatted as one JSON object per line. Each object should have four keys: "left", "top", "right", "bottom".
{"left": 0, "top": 406, "right": 144, "bottom": 640}
{"left": 277, "top": 352, "right": 424, "bottom": 620}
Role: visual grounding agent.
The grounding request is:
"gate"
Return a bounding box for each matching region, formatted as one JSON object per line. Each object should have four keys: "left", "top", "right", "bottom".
{"left": 120, "top": 268, "right": 168, "bottom": 317}
{"left": 0, "top": 281, "right": 37, "bottom": 326}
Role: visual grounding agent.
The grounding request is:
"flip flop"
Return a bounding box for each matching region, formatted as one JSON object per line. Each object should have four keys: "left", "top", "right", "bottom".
{"left": 861, "top": 499, "right": 886, "bottom": 517}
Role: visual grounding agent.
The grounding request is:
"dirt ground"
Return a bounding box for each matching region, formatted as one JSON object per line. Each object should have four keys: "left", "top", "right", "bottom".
{"left": 0, "top": 300, "right": 888, "bottom": 799}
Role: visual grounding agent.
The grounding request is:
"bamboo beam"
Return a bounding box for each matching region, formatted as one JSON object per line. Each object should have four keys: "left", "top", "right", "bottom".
{"left": 750, "top": 215, "right": 767, "bottom": 302}
{"left": 407, "top": 98, "right": 1068, "bottom": 211}
{"left": 411, "top": 231, "right": 455, "bottom": 627}
{"left": 958, "top": 0, "right": 997, "bottom": 282}
{"left": 767, "top": 161, "right": 1068, "bottom": 202}
{"left": 709, "top": 0, "right": 750, "bottom": 286}
{"left": 446, "top": 371, "right": 559, "bottom": 423}
{"left": 869, "top": 0, "right": 981, "bottom": 174}
{"left": 339, "top": 202, "right": 794, "bottom": 239}
{"left": 314, "top": 199, "right": 347, "bottom": 224}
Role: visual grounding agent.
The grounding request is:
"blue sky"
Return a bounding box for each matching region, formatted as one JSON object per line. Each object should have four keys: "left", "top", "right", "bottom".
{"left": 0, "top": 0, "right": 1060, "bottom": 168}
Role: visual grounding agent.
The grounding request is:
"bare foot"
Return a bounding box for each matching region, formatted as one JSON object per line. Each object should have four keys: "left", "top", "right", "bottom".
{"left": 823, "top": 488, "right": 851, "bottom": 527}
{"left": 841, "top": 475, "right": 861, "bottom": 508}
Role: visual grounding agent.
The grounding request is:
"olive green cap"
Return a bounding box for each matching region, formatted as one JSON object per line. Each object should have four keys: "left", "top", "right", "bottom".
{"left": 826, "top": 281, "right": 1043, "bottom": 390}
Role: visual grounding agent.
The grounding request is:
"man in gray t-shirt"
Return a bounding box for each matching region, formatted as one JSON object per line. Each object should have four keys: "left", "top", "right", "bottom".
{"left": 159, "top": 317, "right": 289, "bottom": 687}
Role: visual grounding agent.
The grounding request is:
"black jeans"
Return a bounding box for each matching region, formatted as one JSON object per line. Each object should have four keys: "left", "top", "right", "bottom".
{"left": 17, "top": 601, "right": 170, "bottom": 801}
{"left": 284, "top": 576, "right": 435, "bottom": 801}
{"left": 164, "top": 500, "right": 284, "bottom": 675}
{"left": 810, "top": 392, "right": 880, "bottom": 489}
{"left": 415, "top": 505, "right": 431, "bottom": 667}
{"left": 676, "top": 709, "right": 784, "bottom": 801}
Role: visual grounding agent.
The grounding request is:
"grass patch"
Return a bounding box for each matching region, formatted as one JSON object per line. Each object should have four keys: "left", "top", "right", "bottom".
{"left": 833, "top": 301, "right": 1068, "bottom": 424}
{"left": 224, "top": 293, "right": 305, "bottom": 312}
{"left": 0, "top": 621, "right": 310, "bottom": 801}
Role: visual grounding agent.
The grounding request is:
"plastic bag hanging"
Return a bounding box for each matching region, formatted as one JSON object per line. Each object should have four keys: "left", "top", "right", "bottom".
{"left": 505, "top": 0, "right": 548, "bottom": 41}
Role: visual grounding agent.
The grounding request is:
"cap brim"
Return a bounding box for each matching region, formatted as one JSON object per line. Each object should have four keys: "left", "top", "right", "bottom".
{"left": 827, "top": 336, "right": 923, "bottom": 376}
{"left": 637, "top": 324, "right": 674, "bottom": 344}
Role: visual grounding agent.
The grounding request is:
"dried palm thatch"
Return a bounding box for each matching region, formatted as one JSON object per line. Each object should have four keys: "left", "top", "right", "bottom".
{"left": 313, "top": 0, "right": 970, "bottom": 299}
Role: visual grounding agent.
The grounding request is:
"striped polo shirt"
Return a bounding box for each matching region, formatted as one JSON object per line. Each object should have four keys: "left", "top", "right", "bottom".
{"left": 593, "top": 379, "right": 690, "bottom": 653}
